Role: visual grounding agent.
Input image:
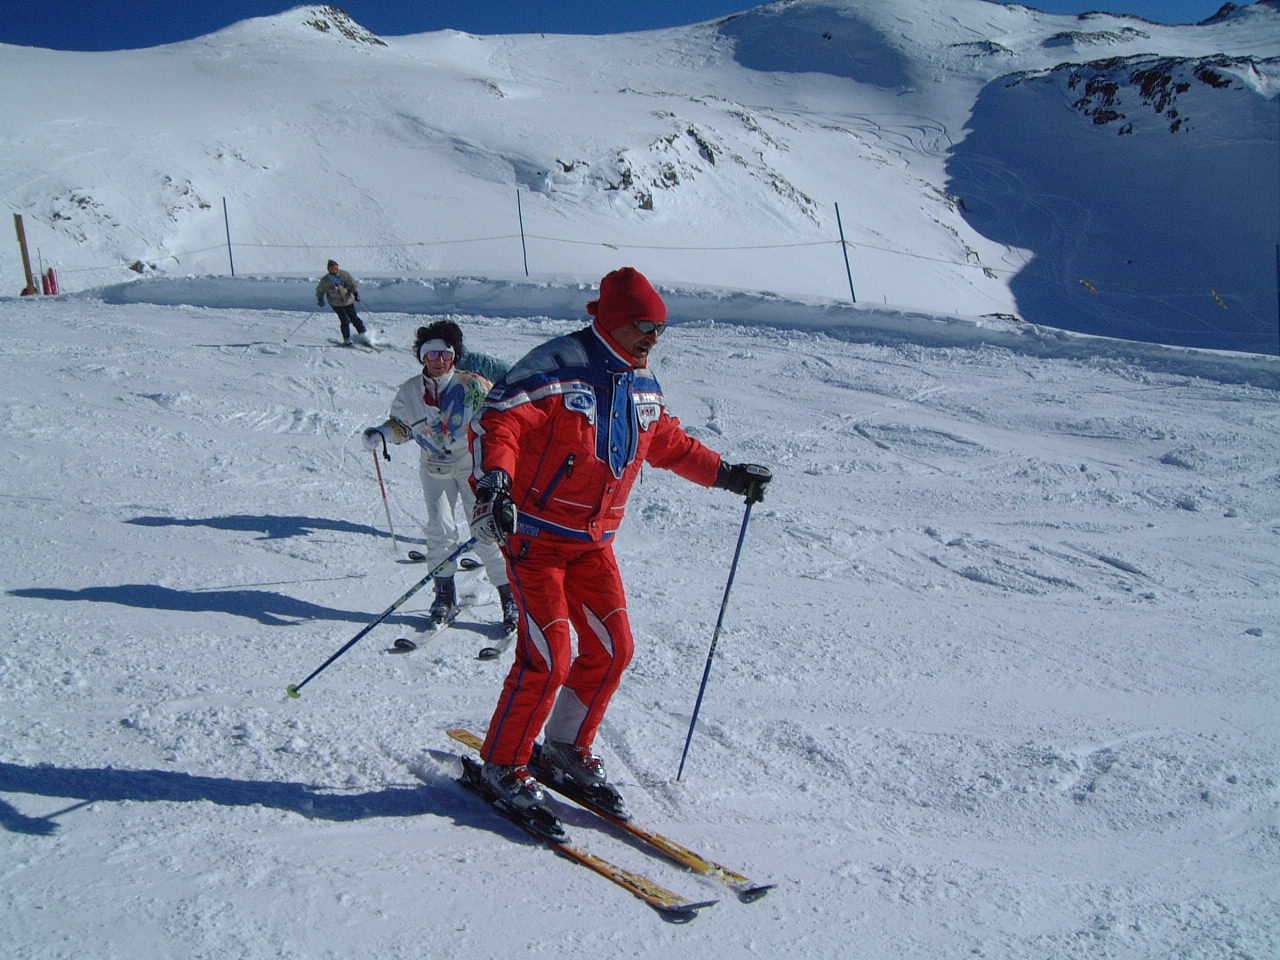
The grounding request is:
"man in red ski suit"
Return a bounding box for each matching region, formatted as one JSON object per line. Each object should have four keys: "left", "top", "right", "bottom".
{"left": 468, "top": 266, "right": 771, "bottom": 808}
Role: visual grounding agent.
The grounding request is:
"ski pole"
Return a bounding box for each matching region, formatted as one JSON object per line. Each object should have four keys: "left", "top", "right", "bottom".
{"left": 676, "top": 498, "right": 756, "bottom": 781}
{"left": 372, "top": 448, "right": 399, "bottom": 553}
{"left": 285, "top": 537, "right": 477, "bottom": 699}
{"left": 283, "top": 308, "right": 318, "bottom": 344}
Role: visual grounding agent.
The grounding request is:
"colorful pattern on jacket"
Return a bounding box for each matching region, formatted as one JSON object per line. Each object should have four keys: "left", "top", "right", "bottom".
{"left": 471, "top": 325, "right": 721, "bottom": 542}
{"left": 382, "top": 369, "right": 492, "bottom": 476}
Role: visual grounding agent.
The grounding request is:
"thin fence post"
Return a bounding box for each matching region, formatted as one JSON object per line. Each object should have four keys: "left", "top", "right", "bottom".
{"left": 223, "top": 197, "right": 236, "bottom": 277}
{"left": 516, "top": 189, "right": 529, "bottom": 277}
{"left": 834, "top": 202, "right": 856, "bottom": 304}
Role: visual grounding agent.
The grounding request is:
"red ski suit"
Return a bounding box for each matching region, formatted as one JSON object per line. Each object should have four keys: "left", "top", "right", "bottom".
{"left": 471, "top": 324, "right": 722, "bottom": 766}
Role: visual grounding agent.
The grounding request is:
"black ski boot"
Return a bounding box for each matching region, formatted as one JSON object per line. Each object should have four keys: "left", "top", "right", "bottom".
{"left": 540, "top": 740, "right": 608, "bottom": 787}
{"left": 481, "top": 761, "right": 547, "bottom": 810}
{"left": 428, "top": 575, "right": 458, "bottom": 626}
{"left": 497, "top": 583, "right": 519, "bottom": 635}
{"left": 532, "top": 740, "right": 628, "bottom": 818}
{"left": 459, "top": 756, "right": 565, "bottom": 841}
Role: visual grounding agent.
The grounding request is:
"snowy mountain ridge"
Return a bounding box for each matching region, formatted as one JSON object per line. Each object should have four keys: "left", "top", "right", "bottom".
{"left": 1, "top": 0, "right": 1277, "bottom": 354}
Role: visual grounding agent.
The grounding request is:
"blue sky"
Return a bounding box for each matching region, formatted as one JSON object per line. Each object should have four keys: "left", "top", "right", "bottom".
{"left": 1, "top": 1, "right": 1240, "bottom": 50}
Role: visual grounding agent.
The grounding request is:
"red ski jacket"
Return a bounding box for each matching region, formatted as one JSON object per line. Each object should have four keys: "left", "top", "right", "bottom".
{"left": 470, "top": 325, "right": 722, "bottom": 542}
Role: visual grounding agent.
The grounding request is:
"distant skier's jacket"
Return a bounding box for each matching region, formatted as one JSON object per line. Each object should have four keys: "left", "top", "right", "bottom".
{"left": 458, "top": 349, "right": 510, "bottom": 385}
{"left": 376, "top": 369, "right": 493, "bottom": 479}
{"left": 470, "top": 324, "right": 721, "bottom": 542}
{"left": 316, "top": 269, "right": 359, "bottom": 308}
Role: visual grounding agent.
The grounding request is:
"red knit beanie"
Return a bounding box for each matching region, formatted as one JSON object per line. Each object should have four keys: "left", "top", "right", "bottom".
{"left": 587, "top": 267, "right": 666, "bottom": 334}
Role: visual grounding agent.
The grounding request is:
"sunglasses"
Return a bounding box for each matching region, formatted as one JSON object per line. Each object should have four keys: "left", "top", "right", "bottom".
{"left": 634, "top": 320, "right": 667, "bottom": 335}
{"left": 422, "top": 350, "right": 454, "bottom": 362}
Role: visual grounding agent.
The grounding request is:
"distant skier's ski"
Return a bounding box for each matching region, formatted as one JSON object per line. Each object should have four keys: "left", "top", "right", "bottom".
{"left": 449, "top": 728, "right": 772, "bottom": 902}
{"left": 328, "top": 337, "right": 381, "bottom": 353}
{"left": 449, "top": 737, "right": 716, "bottom": 921}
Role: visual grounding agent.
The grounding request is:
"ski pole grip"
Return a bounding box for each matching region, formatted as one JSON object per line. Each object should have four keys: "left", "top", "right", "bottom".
{"left": 742, "top": 464, "right": 771, "bottom": 503}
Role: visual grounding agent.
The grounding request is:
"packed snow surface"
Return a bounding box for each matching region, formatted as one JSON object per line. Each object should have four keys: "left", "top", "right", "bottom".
{"left": 1, "top": 273, "right": 1277, "bottom": 958}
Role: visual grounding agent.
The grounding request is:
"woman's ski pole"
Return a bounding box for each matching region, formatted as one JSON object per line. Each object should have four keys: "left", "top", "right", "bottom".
{"left": 372, "top": 448, "right": 399, "bottom": 553}
{"left": 285, "top": 537, "right": 476, "bottom": 699}
{"left": 676, "top": 498, "right": 757, "bottom": 780}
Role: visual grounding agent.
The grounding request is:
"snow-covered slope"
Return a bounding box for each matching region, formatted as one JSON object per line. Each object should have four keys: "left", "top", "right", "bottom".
{"left": 1, "top": 277, "right": 1277, "bottom": 958}
{"left": 1, "top": 1, "right": 1276, "bottom": 351}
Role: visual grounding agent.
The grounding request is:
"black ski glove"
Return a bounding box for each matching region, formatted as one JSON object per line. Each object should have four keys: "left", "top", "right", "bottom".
{"left": 472, "top": 469, "right": 517, "bottom": 544}
{"left": 714, "top": 463, "right": 772, "bottom": 503}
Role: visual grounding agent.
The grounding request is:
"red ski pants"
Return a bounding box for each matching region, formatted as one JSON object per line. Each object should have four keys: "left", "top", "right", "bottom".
{"left": 481, "top": 532, "right": 634, "bottom": 767}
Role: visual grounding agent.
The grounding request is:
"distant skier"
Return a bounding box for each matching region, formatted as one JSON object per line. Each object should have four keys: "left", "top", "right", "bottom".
{"left": 467, "top": 266, "right": 772, "bottom": 811}
{"left": 361, "top": 321, "right": 517, "bottom": 633}
{"left": 315, "top": 259, "right": 369, "bottom": 346}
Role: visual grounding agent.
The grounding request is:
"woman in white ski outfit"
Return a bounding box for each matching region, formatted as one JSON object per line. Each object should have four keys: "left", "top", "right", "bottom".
{"left": 362, "top": 325, "right": 515, "bottom": 631}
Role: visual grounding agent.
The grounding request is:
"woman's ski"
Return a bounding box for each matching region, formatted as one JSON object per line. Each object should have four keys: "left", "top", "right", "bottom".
{"left": 386, "top": 601, "right": 470, "bottom": 652}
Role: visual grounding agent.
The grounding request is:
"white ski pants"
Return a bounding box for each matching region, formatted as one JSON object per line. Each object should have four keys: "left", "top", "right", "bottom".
{"left": 418, "top": 460, "right": 509, "bottom": 587}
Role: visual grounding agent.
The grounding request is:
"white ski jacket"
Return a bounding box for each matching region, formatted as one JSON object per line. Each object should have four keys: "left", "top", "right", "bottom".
{"left": 376, "top": 369, "right": 493, "bottom": 478}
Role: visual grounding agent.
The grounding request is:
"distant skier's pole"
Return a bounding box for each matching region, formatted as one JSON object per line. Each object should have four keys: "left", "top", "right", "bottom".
{"left": 285, "top": 538, "right": 477, "bottom": 699}
{"left": 373, "top": 448, "right": 399, "bottom": 553}
{"left": 282, "top": 310, "right": 315, "bottom": 344}
{"left": 516, "top": 189, "right": 529, "bottom": 277}
{"left": 676, "top": 498, "right": 757, "bottom": 781}
{"left": 834, "top": 202, "right": 857, "bottom": 304}
{"left": 222, "top": 197, "right": 236, "bottom": 277}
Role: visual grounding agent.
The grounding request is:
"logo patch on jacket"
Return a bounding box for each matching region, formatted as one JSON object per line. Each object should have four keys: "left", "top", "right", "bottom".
{"left": 634, "top": 392, "right": 663, "bottom": 430}
{"left": 564, "top": 389, "right": 597, "bottom": 424}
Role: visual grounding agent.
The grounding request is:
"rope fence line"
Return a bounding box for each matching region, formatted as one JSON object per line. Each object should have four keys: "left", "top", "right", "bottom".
{"left": 524, "top": 235, "right": 836, "bottom": 252}
{"left": 237, "top": 235, "right": 522, "bottom": 249}
{"left": 25, "top": 220, "right": 1280, "bottom": 302}
{"left": 20, "top": 216, "right": 1280, "bottom": 313}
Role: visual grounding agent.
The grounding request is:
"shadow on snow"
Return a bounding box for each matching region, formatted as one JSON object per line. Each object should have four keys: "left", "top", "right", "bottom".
{"left": 6, "top": 583, "right": 419, "bottom": 628}
{"left": 125, "top": 512, "right": 407, "bottom": 542}
{"left": 7, "top": 513, "right": 431, "bottom": 626}
{"left": 0, "top": 761, "right": 494, "bottom": 837}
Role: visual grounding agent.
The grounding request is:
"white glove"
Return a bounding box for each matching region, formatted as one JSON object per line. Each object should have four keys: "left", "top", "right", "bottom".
{"left": 362, "top": 427, "right": 386, "bottom": 452}
{"left": 472, "top": 469, "right": 517, "bottom": 544}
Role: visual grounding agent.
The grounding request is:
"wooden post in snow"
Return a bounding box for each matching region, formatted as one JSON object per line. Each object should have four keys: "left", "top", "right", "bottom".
{"left": 13, "top": 214, "right": 37, "bottom": 295}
